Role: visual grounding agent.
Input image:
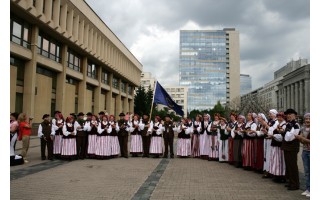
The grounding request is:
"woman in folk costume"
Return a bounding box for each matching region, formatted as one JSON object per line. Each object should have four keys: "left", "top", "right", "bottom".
{"left": 226, "top": 112, "right": 237, "bottom": 165}
{"left": 253, "top": 113, "right": 268, "bottom": 172}
{"left": 261, "top": 109, "right": 279, "bottom": 178}
{"left": 149, "top": 116, "right": 164, "bottom": 158}
{"left": 231, "top": 115, "right": 246, "bottom": 167}
{"left": 199, "top": 114, "right": 211, "bottom": 159}
{"left": 85, "top": 115, "right": 99, "bottom": 158}
{"left": 129, "top": 114, "right": 143, "bottom": 157}
{"left": 51, "top": 111, "right": 64, "bottom": 159}
{"left": 107, "top": 115, "right": 120, "bottom": 158}
{"left": 208, "top": 113, "right": 220, "bottom": 161}
{"left": 269, "top": 112, "right": 286, "bottom": 183}
{"left": 176, "top": 118, "right": 192, "bottom": 157}
{"left": 61, "top": 115, "right": 80, "bottom": 160}
{"left": 96, "top": 115, "right": 111, "bottom": 159}
{"left": 218, "top": 117, "right": 229, "bottom": 162}
{"left": 242, "top": 113, "right": 257, "bottom": 170}
{"left": 191, "top": 114, "right": 202, "bottom": 158}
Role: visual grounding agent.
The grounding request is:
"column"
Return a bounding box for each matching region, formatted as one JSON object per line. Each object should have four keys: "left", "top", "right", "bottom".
{"left": 52, "top": 0, "right": 60, "bottom": 28}
{"left": 93, "top": 31, "right": 97, "bottom": 55}
{"left": 115, "top": 79, "right": 122, "bottom": 117}
{"left": 93, "top": 66, "right": 102, "bottom": 114}
{"left": 290, "top": 84, "right": 294, "bottom": 109}
{"left": 35, "top": 0, "right": 44, "bottom": 17}
{"left": 283, "top": 87, "right": 286, "bottom": 110}
{"left": 72, "top": 14, "right": 79, "bottom": 42}
{"left": 286, "top": 85, "right": 290, "bottom": 108}
{"left": 105, "top": 73, "right": 113, "bottom": 113}
{"left": 89, "top": 28, "right": 93, "bottom": 52}
{"left": 299, "top": 81, "right": 304, "bottom": 115}
{"left": 304, "top": 79, "right": 310, "bottom": 112}
{"left": 23, "top": 26, "right": 39, "bottom": 117}
{"left": 44, "top": 0, "right": 52, "bottom": 22}
{"left": 60, "top": 3, "right": 67, "bottom": 34}
{"left": 123, "top": 83, "right": 129, "bottom": 113}
{"left": 55, "top": 44, "right": 67, "bottom": 114}
{"left": 294, "top": 82, "right": 299, "bottom": 113}
{"left": 79, "top": 20, "right": 85, "bottom": 45}
{"left": 78, "top": 57, "right": 87, "bottom": 112}
{"left": 84, "top": 24, "right": 89, "bottom": 48}
{"left": 66, "top": 9, "right": 73, "bottom": 38}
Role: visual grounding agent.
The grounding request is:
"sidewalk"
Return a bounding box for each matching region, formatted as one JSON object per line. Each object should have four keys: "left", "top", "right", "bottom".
{"left": 11, "top": 138, "right": 307, "bottom": 200}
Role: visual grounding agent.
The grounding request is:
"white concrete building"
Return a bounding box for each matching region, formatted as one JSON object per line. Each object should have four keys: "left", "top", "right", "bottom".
{"left": 140, "top": 72, "right": 157, "bottom": 90}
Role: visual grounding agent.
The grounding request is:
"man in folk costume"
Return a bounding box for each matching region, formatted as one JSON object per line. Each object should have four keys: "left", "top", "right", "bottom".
{"left": 85, "top": 114, "right": 99, "bottom": 159}
{"left": 261, "top": 109, "right": 279, "bottom": 178}
{"left": 231, "top": 115, "right": 245, "bottom": 168}
{"left": 199, "top": 114, "right": 211, "bottom": 160}
{"left": 163, "top": 114, "right": 175, "bottom": 159}
{"left": 76, "top": 112, "right": 87, "bottom": 160}
{"left": 242, "top": 113, "right": 257, "bottom": 170}
{"left": 149, "top": 115, "right": 164, "bottom": 158}
{"left": 107, "top": 115, "right": 120, "bottom": 158}
{"left": 128, "top": 114, "right": 143, "bottom": 157}
{"left": 175, "top": 118, "right": 192, "bottom": 158}
{"left": 52, "top": 111, "right": 64, "bottom": 159}
{"left": 98, "top": 111, "right": 105, "bottom": 122}
{"left": 226, "top": 112, "right": 237, "bottom": 165}
{"left": 117, "top": 113, "right": 130, "bottom": 158}
{"left": 96, "top": 115, "right": 111, "bottom": 159}
{"left": 38, "top": 114, "right": 54, "bottom": 160}
{"left": 140, "top": 114, "right": 153, "bottom": 158}
{"left": 208, "top": 113, "right": 220, "bottom": 161}
{"left": 281, "top": 108, "right": 300, "bottom": 190}
{"left": 191, "top": 114, "right": 202, "bottom": 158}
{"left": 61, "top": 115, "right": 80, "bottom": 160}
{"left": 254, "top": 113, "right": 268, "bottom": 172}
{"left": 218, "top": 117, "right": 229, "bottom": 162}
{"left": 269, "top": 112, "right": 286, "bottom": 183}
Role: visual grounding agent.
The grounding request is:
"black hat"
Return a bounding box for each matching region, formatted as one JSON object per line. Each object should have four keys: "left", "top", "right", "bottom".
{"left": 284, "top": 108, "right": 297, "bottom": 115}
{"left": 165, "top": 114, "right": 171, "bottom": 119}
{"left": 10, "top": 112, "right": 19, "bottom": 120}
{"left": 70, "top": 113, "right": 77, "bottom": 118}
{"left": 78, "top": 112, "right": 84, "bottom": 117}
{"left": 119, "top": 112, "right": 125, "bottom": 117}
{"left": 54, "top": 111, "right": 61, "bottom": 115}
{"left": 99, "top": 111, "right": 105, "bottom": 115}
{"left": 86, "top": 112, "right": 93, "bottom": 116}
{"left": 42, "top": 114, "right": 50, "bottom": 119}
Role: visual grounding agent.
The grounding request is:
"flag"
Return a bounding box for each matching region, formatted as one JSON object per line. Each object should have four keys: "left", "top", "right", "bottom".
{"left": 153, "top": 81, "right": 184, "bottom": 116}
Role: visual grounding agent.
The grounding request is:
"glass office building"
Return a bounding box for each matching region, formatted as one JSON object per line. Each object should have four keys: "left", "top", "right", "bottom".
{"left": 240, "top": 74, "right": 252, "bottom": 95}
{"left": 179, "top": 29, "right": 240, "bottom": 111}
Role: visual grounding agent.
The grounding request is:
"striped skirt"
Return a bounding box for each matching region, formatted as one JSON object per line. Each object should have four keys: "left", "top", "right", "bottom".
{"left": 191, "top": 134, "right": 200, "bottom": 157}
{"left": 233, "top": 139, "right": 243, "bottom": 164}
{"left": 228, "top": 138, "right": 234, "bottom": 162}
{"left": 53, "top": 135, "right": 63, "bottom": 155}
{"left": 109, "top": 136, "right": 120, "bottom": 155}
{"left": 61, "top": 138, "right": 77, "bottom": 156}
{"left": 95, "top": 136, "right": 111, "bottom": 156}
{"left": 219, "top": 139, "right": 229, "bottom": 162}
{"left": 263, "top": 139, "right": 272, "bottom": 171}
{"left": 87, "top": 135, "right": 97, "bottom": 155}
{"left": 149, "top": 137, "right": 163, "bottom": 154}
{"left": 242, "top": 139, "right": 254, "bottom": 167}
{"left": 208, "top": 135, "right": 219, "bottom": 158}
{"left": 269, "top": 146, "right": 286, "bottom": 176}
{"left": 199, "top": 132, "right": 210, "bottom": 156}
{"left": 253, "top": 138, "right": 264, "bottom": 170}
{"left": 130, "top": 135, "right": 143, "bottom": 154}
{"left": 177, "top": 138, "right": 191, "bottom": 157}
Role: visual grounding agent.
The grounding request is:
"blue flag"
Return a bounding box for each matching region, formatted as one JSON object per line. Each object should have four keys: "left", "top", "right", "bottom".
{"left": 153, "top": 81, "right": 184, "bottom": 116}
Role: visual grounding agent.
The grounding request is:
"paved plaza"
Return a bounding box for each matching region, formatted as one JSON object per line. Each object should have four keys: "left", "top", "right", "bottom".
{"left": 11, "top": 137, "right": 307, "bottom": 200}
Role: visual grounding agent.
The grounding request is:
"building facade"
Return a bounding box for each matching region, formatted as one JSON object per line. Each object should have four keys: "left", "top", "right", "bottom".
{"left": 274, "top": 58, "right": 308, "bottom": 79}
{"left": 179, "top": 29, "right": 240, "bottom": 111}
{"left": 141, "top": 72, "right": 156, "bottom": 90}
{"left": 240, "top": 74, "right": 252, "bottom": 95}
{"left": 10, "top": 0, "right": 142, "bottom": 123}
{"left": 162, "top": 86, "right": 188, "bottom": 117}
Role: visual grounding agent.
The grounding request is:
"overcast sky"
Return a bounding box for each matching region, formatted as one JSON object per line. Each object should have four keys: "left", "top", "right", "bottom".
{"left": 85, "top": 0, "right": 309, "bottom": 90}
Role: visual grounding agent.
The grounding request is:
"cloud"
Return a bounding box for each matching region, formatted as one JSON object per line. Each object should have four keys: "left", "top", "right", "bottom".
{"left": 85, "top": 0, "right": 310, "bottom": 90}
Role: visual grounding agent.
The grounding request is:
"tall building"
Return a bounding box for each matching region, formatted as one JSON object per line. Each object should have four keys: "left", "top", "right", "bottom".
{"left": 141, "top": 72, "right": 157, "bottom": 90}
{"left": 162, "top": 86, "right": 188, "bottom": 117}
{"left": 274, "top": 58, "right": 308, "bottom": 79}
{"left": 10, "top": 0, "right": 142, "bottom": 123}
{"left": 179, "top": 29, "right": 240, "bottom": 111}
{"left": 240, "top": 74, "right": 252, "bottom": 95}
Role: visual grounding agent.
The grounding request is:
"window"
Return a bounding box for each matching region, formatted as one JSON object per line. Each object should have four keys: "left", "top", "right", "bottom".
{"left": 10, "top": 16, "right": 31, "bottom": 49}
{"left": 112, "top": 77, "right": 119, "bottom": 89}
{"left": 87, "top": 61, "right": 97, "bottom": 79}
{"left": 101, "top": 70, "right": 108, "bottom": 85}
{"left": 121, "top": 82, "right": 126, "bottom": 93}
{"left": 128, "top": 85, "right": 133, "bottom": 95}
{"left": 38, "top": 33, "right": 61, "bottom": 62}
{"left": 67, "top": 49, "right": 81, "bottom": 72}
{"left": 10, "top": 56, "right": 25, "bottom": 86}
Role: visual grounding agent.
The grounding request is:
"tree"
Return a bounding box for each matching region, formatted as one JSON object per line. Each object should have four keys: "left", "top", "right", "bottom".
{"left": 134, "top": 86, "right": 147, "bottom": 116}
{"left": 146, "top": 86, "right": 154, "bottom": 115}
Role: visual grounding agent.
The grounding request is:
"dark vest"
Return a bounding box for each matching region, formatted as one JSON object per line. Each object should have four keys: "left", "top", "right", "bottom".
{"left": 77, "top": 119, "right": 87, "bottom": 137}
{"left": 88, "top": 121, "right": 98, "bottom": 135}
{"left": 163, "top": 121, "right": 174, "bottom": 138}
{"left": 64, "top": 122, "right": 76, "bottom": 138}
{"left": 99, "top": 121, "right": 109, "bottom": 136}
{"left": 271, "top": 122, "right": 286, "bottom": 147}
{"left": 141, "top": 120, "right": 150, "bottom": 137}
{"left": 243, "top": 121, "right": 255, "bottom": 140}
{"left": 200, "top": 121, "right": 210, "bottom": 134}
{"left": 219, "top": 126, "right": 228, "bottom": 140}
{"left": 281, "top": 120, "right": 300, "bottom": 152}
{"left": 227, "top": 121, "right": 237, "bottom": 138}
{"left": 131, "top": 120, "right": 140, "bottom": 135}
{"left": 178, "top": 124, "right": 190, "bottom": 139}
{"left": 152, "top": 122, "right": 162, "bottom": 137}
{"left": 54, "top": 119, "right": 64, "bottom": 135}
{"left": 210, "top": 121, "right": 220, "bottom": 136}
{"left": 109, "top": 122, "right": 117, "bottom": 136}
{"left": 233, "top": 123, "right": 245, "bottom": 140}
{"left": 41, "top": 121, "right": 51, "bottom": 138}
{"left": 118, "top": 119, "right": 128, "bottom": 137}
{"left": 193, "top": 121, "right": 201, "bottom": 135}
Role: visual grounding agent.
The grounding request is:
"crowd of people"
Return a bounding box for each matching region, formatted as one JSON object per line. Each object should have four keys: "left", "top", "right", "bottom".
{"left": 10, "top": 108, "right": 310, "bottom": 197}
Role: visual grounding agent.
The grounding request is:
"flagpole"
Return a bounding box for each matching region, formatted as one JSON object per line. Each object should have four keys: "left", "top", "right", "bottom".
{"left": 149, "top": 81, "right": 157, "bottom": 123}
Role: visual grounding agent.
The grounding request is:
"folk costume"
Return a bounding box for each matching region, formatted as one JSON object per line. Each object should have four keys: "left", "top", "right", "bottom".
{"left": 140, "top": 117, "right": 153, "bottom": 158}
{"left": 149, "top": 120, "right": 164, "bottom": 157}
{"left": 61, "top": 119, "right": 79, "bottom": 159}
{"left": 163, "top": 118, "right": 175, "bottom": 158}
{"left": 176, "top": 122, "right": 192, "bottom": 157}
{"left": 85, "top": 119, "right": 99, "bottom": 158}
{"left": 117, "top": 113, "right": 130, "bottom": 158}
{"left": 128, "top": 118, "right": 143, "bottom": 156}
{"left": 199, "top": 119, "right": 211, "bottom": 158}
{"left": 231, "top": 117, "right": 245, "bottom": 168}
{"left": 208, "top": 120, "right": 220, "bottom": 160}
{"left": 227, "top": 119, "right": 237, "bottom": 164}
{"left": 52, "top": 117, "right": 64, "bottom": 158}
{"left": 76, "top": 113, "right": 87, "bottom": 160}
{"left": 107, "top": 119, "right": 120, "bottom": 157}
{"left": 38, "top": 115, "right": 54, "bottom": 160}
{"left": 218, "top": 121, "right": 229, "bottom": 162}
{"left": 96, "top": 119, "right": 111, "bottom": 159}
{"left": 191, "top": 120, "right": 201, "bottom": 158}
{"left": 242, "top": 119, "right": 257, "bottom": 169}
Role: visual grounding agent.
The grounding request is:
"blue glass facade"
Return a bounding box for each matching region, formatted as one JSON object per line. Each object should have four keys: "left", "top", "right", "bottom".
{"left": 179, "top": 30, "right": 228, "bottom": 111}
